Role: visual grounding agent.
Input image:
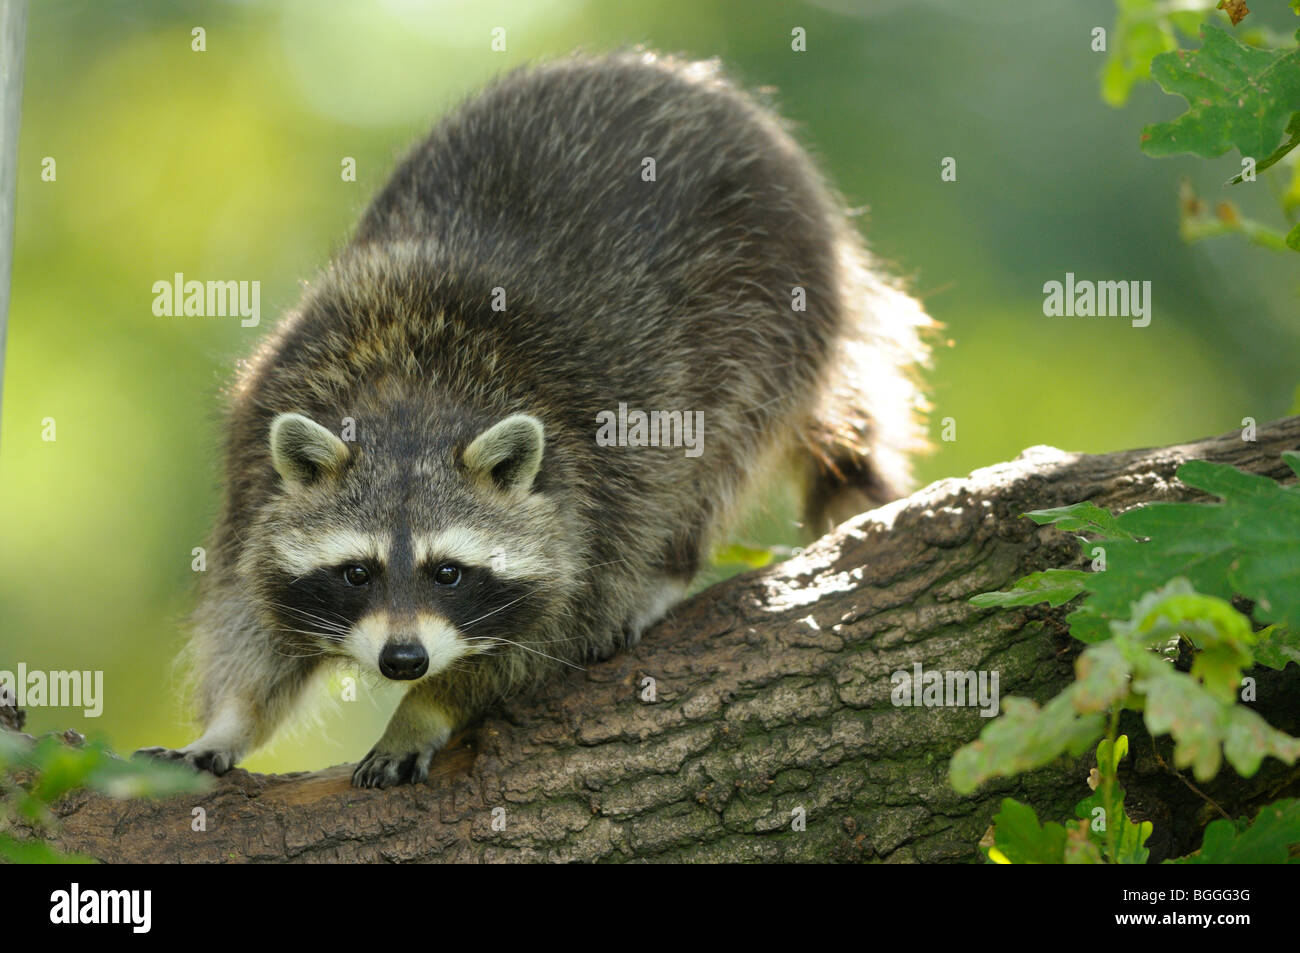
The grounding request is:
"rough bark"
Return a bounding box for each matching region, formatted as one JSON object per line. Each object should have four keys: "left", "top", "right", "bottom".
{"left": 14, "top": 416, "right": 1300, "bottom": 863}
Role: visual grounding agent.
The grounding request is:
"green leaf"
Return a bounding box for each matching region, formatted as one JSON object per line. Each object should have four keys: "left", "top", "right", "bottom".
{"left": 27, "top": 736, "right": 103, "bottom": 805}
{"left": 1228, "top": 113, "right": 1300, "bottom": 183}
{"left": 1223, "top": 704, "right": 1300, "bottom": 777}
{"left": 1064, "top": 825, "right": 1106, "bottom": 864}
{"left": 1075, "top": 735, "right": 1154, "bottom": 864}
{"left": 1174, "top": 457, "right": 1285, "bottom": 499}
{"left": 986, "top": 799, "right": 1069, "bottom": 864}
{"left": 1103, "top": 803, "right": 1153, "bottom": 864}
{"left": 19, "top": 737, "right": 208, "bottom": 805}
{"left": 0, "top": 727, "right": 30, "bottom": 768}
{"left": 1135, "top": 656, "right": 1300, "bottom": 781}
{"left": 85, "top": 747, "right": 210, "bottom": 799}
{"left": 1071, "top": 640, "right": 1132, "bottom": 713}
{"left": 1024, "top": 501, "right": 1134, "bottom": 539}
{"left": 0, "top": 833, "right": 96, "bottom": 864}
{"left": 1135, "top": 663, "right": 1227, "bottom": 780}
{"left": 711, "top": 543, "right": 775, "bottom": 569}
{"left": 1099, "top": 733, "right": 1129, "bottom": 776}
{"left": 1101, "top": 580, "right": 1300, "bottom": 780}
{"left": 963, "top": 463, "right": 1300, "bottom": 797}
{"left": 1165, "top": 460, "right": 1300, "bottom": 630}
{"left": 1287, "top": 221, "right": 1300, "bottom": 251}
{"left": 1117, "top": 586, "right": 1255, "bottom": 702}
{"left": 950, "top": 693, "right": 1106, "bottom": 795}
{"left": 1167, "top": 798, "right": 1300, "bottom": 863}
{"left": 1142, "top": 26, "right": 1300, "bottom": 162}
{"left": 1057, "top": 604, "right": 1113, "bottom": 645}
{"left": 968, "top": 569, "right": 1089, "bottom": 609}
{"left": 1252, "top": 625, "right": 1300, "bottom": 670}
{"left": 1101, "top": 0, "right": 1208, "bottom": 108}
{"left": 1049, "top": 457, "right": 1300, "bottom": 643}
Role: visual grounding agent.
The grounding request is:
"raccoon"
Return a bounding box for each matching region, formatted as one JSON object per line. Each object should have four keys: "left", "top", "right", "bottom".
{"left": 136, "top": 51, "right": 930, "bottom": 788}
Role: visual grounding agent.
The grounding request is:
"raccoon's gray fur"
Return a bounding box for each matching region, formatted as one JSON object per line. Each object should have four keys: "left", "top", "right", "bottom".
{"left": 137, "top": 51, "right": 930, "bottom": 788}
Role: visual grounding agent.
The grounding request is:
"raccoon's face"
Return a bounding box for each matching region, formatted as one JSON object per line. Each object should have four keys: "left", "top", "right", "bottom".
{"left": 243, "top": 408, "right": 573, "bottom": 681}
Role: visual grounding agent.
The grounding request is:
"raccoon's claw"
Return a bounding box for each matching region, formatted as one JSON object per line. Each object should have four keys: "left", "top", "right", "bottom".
{"left": 622, "top": 623, "right": 645, "bottom": 650}
{"left": 351, "top": 744, "right": 438, "bottom": 789}
{"left": 586, "top": 625, "right": 641, "bottom": 663}
{"left": 133, "top": 745, "right": 236, "bottom": 776}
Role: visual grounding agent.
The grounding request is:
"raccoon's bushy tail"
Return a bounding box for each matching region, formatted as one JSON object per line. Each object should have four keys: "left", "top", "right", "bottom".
{"left": 802, "top": 234, "right": 932, "bottom": 536}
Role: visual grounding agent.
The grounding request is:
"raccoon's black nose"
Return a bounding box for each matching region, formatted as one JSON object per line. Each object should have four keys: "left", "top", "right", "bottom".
{"left": 378, "top": 642, "right": 429, "bottom": 680}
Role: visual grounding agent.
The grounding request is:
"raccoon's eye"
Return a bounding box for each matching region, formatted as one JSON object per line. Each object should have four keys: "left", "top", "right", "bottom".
{"left": 342, "top": 565, "right": 371, "bottom": 587}
{"left": 433, "top": 564, "right": 461, "bottom": 587}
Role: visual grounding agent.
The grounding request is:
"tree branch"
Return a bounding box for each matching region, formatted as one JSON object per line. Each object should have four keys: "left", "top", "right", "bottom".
{"left": 24, "top": 416, "right": 1300, "bottom": 862}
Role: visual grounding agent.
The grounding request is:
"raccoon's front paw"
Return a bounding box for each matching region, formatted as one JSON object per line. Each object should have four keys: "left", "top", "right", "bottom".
{"left": 584, "top": 626, "right": 638, "bottom": 663}
{"left": 351, "top": 742, "right": 442, "bottom": 789}
{"left": 133, "top": 745, "right": 236, "bottom": 776}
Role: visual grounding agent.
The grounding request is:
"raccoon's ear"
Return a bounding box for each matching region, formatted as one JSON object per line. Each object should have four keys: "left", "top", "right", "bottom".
{"left": 269, "top": 413, "right": 350, "bottom": 489}
{"left": 464, "top": 414, "right": 544, "bottom": 493}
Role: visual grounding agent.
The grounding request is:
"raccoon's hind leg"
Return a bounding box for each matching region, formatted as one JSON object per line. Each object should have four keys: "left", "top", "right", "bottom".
{"left": 802, "top": 245, "right": 931, "bottom": 535}
{"left": 619, "top": 578, "right": 688, "bottom": 652}
{"left": 135, "top": 593, "right": 319, "bottom": 776}
{"left": 603, "top": 526, "right": 701, "bottom": 658}
{"left": 800, "top": 424, "right": 902, "bottom": 537}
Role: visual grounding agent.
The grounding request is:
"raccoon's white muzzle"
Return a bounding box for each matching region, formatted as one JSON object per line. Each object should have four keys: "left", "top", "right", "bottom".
{"left": 348, "top": 611, "right": 470, "bottom": 680}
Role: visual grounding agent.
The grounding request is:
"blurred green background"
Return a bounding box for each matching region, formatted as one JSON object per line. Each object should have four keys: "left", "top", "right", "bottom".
{"left": 2, "top": 0, "right": 1297, "bottom": 773}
